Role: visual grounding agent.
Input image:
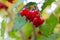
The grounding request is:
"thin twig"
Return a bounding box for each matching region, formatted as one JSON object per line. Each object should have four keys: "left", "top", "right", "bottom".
{"left": 32, "top": 25, "right": 36, "bottom": 40}
{"left": 19, "top": 30, "right": 27, "bottom": 40}
{"left": 5, "top": 10, "right": 14, "bottom": 21}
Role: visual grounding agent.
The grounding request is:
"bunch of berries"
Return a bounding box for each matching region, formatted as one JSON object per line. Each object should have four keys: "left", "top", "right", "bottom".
{"left": 7, "top": 0, "right": 13, "bottom": 3}
{"left": 20, "top": 8, "right": 44, "bottom": 27}
{"left": 0, "top": 2, "right": 8, "bottom": 10}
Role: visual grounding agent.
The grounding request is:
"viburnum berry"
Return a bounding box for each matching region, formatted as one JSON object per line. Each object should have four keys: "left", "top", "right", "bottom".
{"left": 7, "top": 0, "right": 13, "bottom": 3}
{"left": 39, "top": 18, "right": 44, "bottom": 25}
{"left": 20, "top": 7, "right": 44, "bottom": 27}
{"left": 38, "top": 31, "right": 42, "bottom": 35}
{"left": 26, "top": 9, "right": 39, "bottom": 21}
{"left": 29, "top": 10, "right": 39, "bottom": 21}
{"left": 0, "top": 2, "right": 8, "bottom": 10}
{"left": 20, "top": 8, "right": 29, "bottom": 16}
{"left": 33, "top": 16, "right": 44, "bottom": 27}
{"left": 33, "top": 17, "right": 40, "bottom": 27}
{"left": 28, "top": 35, "right": 32, "bottom": 40}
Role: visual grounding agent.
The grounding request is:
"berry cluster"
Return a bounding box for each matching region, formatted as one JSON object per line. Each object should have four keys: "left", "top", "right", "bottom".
{"left": 7, "top": 0, "right": 13, "bottom": 3}
{"left": 20, "top": 8, "right": 44, "bottom": 27}
{"left": 0, "top": 2, "right": 8, "bottom": 10}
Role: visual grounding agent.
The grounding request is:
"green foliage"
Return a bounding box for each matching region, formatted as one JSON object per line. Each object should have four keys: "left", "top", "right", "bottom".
{"left": 31, "top": 33, "right": 56, "bottom": 40}
{"left": 55, "top": 7, "right": 60, "bottom": 14}
{"left": 1, "top": 20, "right": 6, "bottom": 36}
{"left": 56, "top": 30, "right": 60, "bottom": 38}
{"left": 8, "top": 30, "right": 23, "bottom": 40}
{"left": 12, "top": 13, "right": 26, "bottom": 32}
{"left": 39, "top": 14, "right": 58, "bottom": 37}
{"left": 8, "top": 30, "right": 16, "bottom": 38}
{"left": 21, "top": 22, "right": 32, "bottom": 38}
{"left": 41, "top": 0, "right": 55, "bottom": 13}
{"left": 8, "top": 22, "right": 32, "bottom": 40}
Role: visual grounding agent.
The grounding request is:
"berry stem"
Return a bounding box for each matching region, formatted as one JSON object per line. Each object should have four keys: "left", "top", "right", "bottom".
{"left": 32, "top": 24, "right": 36, "bottom": 40}
{"left": 5, "top": 10, "right": 14, "bottom": 21}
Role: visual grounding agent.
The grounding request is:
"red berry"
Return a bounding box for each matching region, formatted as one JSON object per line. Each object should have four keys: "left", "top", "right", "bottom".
{"left": 0, "top": 2, "right": 8, "bottom": 9}
{"left": 28, "top": 35, "right": 32, "bottom": 39}
{"left": 33, "top": 9, "right": 39, "bottom": 14}
{"left": 38, "top": 31, "right": 42, "bottom": 35}
{"left": 20, "top": 8, "right": 44, "bottom": 27}
{"left": 33, "top": 17, "right": 40, "bottom": 27}
{"left": 4, "top": 5, "right": 8, "bottom": 10}
{"left": 27, "top": 10, "right": 39, "bottom": 21}
{"left": 20, "top": 11, "right": 25, "bottom": 16}
{"left": 39, "top": 18, "right": 44, "bottom": 25}
{"left": 33, "top": 16, "right": 44, "bottom": 27}
{"left": 20, "top": 8, "right": 29, "bottom": 16}
{"left": 7, "top": 0, "right": 13, "bottom": 3}
{"left": 31, "top": 10, "right": 38, "bottom": 18}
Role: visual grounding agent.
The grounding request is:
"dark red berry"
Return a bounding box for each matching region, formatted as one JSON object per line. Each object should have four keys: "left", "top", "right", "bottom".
{"left": 33, "top": 16, "right": 44, "bottom": 27}
{"left": 38, "top": 31, "right": 42, "bottom": 35}
{"left": 20, "top": 8, "right": 44, "bottom": 27}
{"left": 0, "top": 2, "right": 8, "bottom": 9}
{"left": 28, "top": 35, "right": 32, "bottom": 39}
{"left": 7, "top": 0, "right": 13, "bottom": 3}
{"left": 39, "top": 18, "right": 44, "bottom": 25}
{"left": 33, "top": 17, "right": 40, "bottom": 27}
{"left": 20, "top": 8, "right": 29, "bottom": 16}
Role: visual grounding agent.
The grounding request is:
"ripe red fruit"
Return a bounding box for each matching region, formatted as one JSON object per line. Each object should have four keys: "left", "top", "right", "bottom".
{"left": 0, "top": 2, "right": 8, "bottom": 10}
{"left": 33, "top": 17, "right": 40, "bottom": 27}
{"left": 28, "top": 35, "right": 32, "bottom": 39}
{"left": 20, "top": 8, "right": 44, "bottom": 27}
{"left": 33, "top": 16, "right": 44, "bottom": 27}
{"left": 39, "top": 18, "right": 44, "bottom": 25}
{"left": 30, "top": 10, "right": 38, "bottom": 18}
{"left": 7, "top": 0, "right": 13, "bottom": 3}
{"left": 20, "top": 8, "right": 29, "bottom": 16}
{"left": 27, "top": 10, "right": 39, "bottom": 21}
{"left": 38, "top": 31, "right": 42, "bottom": 35}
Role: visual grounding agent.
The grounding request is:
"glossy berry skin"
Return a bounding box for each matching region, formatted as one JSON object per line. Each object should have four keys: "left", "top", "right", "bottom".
{"left": 20, "top": 8, "right": 29, "bottom": 16}
{"left": 7, "top": 0, "right": 13, "bottom": 3}
{"left": 38, "top": 31, "right": 42, "bottom": 35}
{"left": 20, "top": 8, "right": 39, "bottom": 21}
{"left": 28, "top": 35, "right": 32, "bottom": 39}
{"left": 0, "top": 2, "right": 8, "bottom": 10}
{"left": 39, "top": 18, "right": 44, "bottom": 25}
{"left": 33, "top": 17, "right": 40, "bottom": 27}
{"left": 20, "top": 8, "right": 44, "bottom": 27}
{"left": 33, "top": 17, "right": 44, "bottom": 27}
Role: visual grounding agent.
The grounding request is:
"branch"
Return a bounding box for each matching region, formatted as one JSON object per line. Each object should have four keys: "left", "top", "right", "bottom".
{"left": 5, "top": 10, "right": 14, "bottom": 21}
{"left": 32, "top": 24, "right": 36, "bottom": 40}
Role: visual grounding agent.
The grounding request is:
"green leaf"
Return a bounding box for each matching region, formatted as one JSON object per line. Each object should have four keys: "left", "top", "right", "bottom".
{"left": 39, "top": 14, "right": 58, "bottom": 37}
{"left": 31, "top": 34, "right": 43, "bottom": 40}
{"left": 41, "top": 0, "right": 55, "bottom": 13}
{"left": 8, "top": 30, "right": 16, "bottom": 38}
{"left": 12, "top": 13, "right": 26, "bottom": 31}
{"left": 42, "top": 34, "right": 56, "bottom": 40}
{"left": 21, "top": 22, "right": 32, "bottom": 38}
{"left": 16, "top": 37, "right": 23, "bottom": 40}
{"left": 1, "top": 20, "right": 6, "bottom": 36}
{"left": 31, "top": 34, "right": 56, "bottom": 40}
{"left": 8, "top": 30, "right": 23, "bottom": 40}
{"left": 56, "top": 30, "right": 60, "bottom": 38}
